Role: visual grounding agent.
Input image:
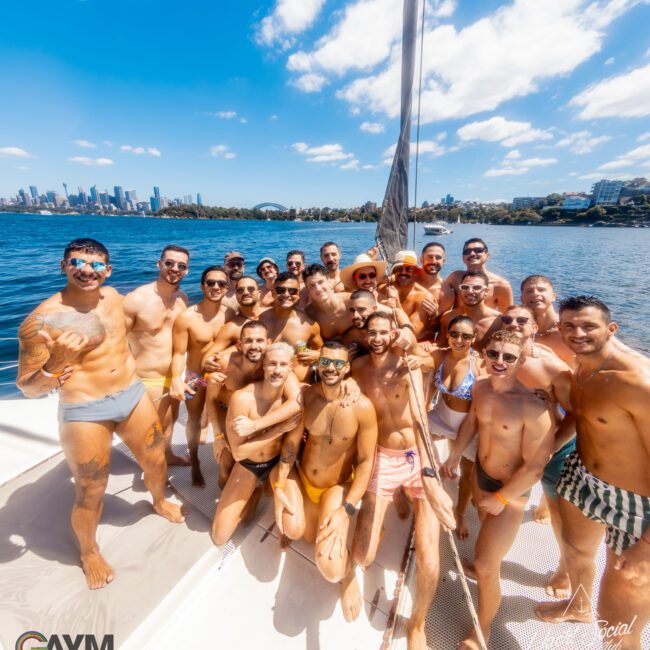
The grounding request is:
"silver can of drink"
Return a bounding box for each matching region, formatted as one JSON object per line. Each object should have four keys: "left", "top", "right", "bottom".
{"left": 296, "top": 340, "right": 308, "bottom": 353}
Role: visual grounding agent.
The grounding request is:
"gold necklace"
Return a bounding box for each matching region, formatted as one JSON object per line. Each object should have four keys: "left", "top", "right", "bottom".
{"left": 576, "top": 351, "right": 613, "bottom": 386}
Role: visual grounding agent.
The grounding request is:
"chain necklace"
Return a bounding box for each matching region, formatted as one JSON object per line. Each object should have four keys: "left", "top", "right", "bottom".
{"left": 576, "top": 351, "right": 613, "bottom": 386}
{"left": 326, "top": 394, "right": 342, "bottom": 445}
{"left": 536, "top": 319, "right": 559, "bottom": 337}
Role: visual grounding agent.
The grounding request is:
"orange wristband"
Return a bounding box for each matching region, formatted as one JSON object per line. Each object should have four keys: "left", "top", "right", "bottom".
{"left": 273, "top": 481, "right": 285, "bottom": 490}
{"left": 495, "top": 491, "right": 509, "bottom": 506}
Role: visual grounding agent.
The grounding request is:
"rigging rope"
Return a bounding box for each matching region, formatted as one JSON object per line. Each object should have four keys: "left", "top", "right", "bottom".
{"left": 376, "top": 236, "right": 488, "bottom": 650}
{"left": 411, "top": 0, "right": 427, "bottom": 249}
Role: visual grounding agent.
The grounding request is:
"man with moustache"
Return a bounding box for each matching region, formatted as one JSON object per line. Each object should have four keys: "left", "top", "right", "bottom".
{"left": 339, "top": 253, "right": 387, "bottom": 296}
{"left": 500, "top": 304, "right": 574, "bottom": 598}
{"left": 419, "top": 242, "right": 455, "bottom": 322}
{"left": 438, "top": 270, "right": 500, "bottom": 344}
{"left": 170, "top": 266, "right": 234, "bottom": 487}
{"left": 535, "top": 296, "right": 650, "bottom": 650}
{"left": 257, "top": 257, "right": 279, "bottom": 307}
{"left": 222, "top": 251, "right": 245, "bottom": 310}
{"left": 205, "top": 321, "right": 302, "bottom": 489}
{"left": 286, "top": 249, "right": 309, "bottom": 308}
{"left": 271, "top": 341, "right": 377, "bottom": 621}
{"left": 211, "top": 342, "right": 301, "bottom": 546}
{"left": 320, "top": 241, "right": 345, "bottom": 292}
{"left": 123, "top": 245, "right": 191, "bottom": 466}
{"left": 259, "top": 272, "right": 322, "bottom": 383}
{"left": 351, "top": 311, "right": 456, "bottom": 650}
{"left": 444, "top": 330, "right": 554, "bottom": 650}
{"left": 304, "top": 264, "right": 353, "bottom": 340}
{"left": 444, "top": 238, "right": 513, "bottom": 312}
{"left": 17, "top": 238, "right": 185, "bottom": 590}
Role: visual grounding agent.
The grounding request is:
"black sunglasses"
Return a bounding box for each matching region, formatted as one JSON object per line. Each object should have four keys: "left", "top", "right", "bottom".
{"left": 449, "top": 331, "right": 473, "bottom": 341}
{"left": 355, "top": 272, "right": 377, "bottom": 280}
{"left": 463, "top": 247, "right": 486, "bottom": 255}
{"left": 501, "top": 315, "right": 529, "bottom": 326}
{"left": 205, "top": 279, "right": 228, "bottom": 289}
{"left": 485, "top": 349, "right": 519, "bottom": 364}
{"left": 236, "top": 286, "right": 257, "bottom": 294}
{"left": 319, "top": 357, "right": 347, "bottom": 370}
{"left": 163, "top": 260, "right": 188, "bottom": 271}
{"left": 276, "top": 286, "right": 299, "bottom": 295}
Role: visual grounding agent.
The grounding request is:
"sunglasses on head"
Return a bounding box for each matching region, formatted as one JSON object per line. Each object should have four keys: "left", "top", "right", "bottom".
{"left": 276, "top": 286, "right": 299, "bottom": 295}
{"left": 459, "top": 283, "right": 486, "bottom": 292}
{"left": 236, "top": 286, "right": 257, "bottom": 294}
{"left": 463, "top": 246, "right": 486, "bottom": 256}
{"left": 355, "top": 272, "right": 377, "bottom": 280}
{"left": 68, "top": 258, "right": 107, "bottom": 273}
{"left": 205, "top": 278, "right": 228, "bottom": 289}
{"left": 449, "top": 331, "right": 473, "bottom": 341}
{"left": 163, "top": 260, "right": 188, "bottom": 271}
{"left": 485, "top": 349, "right": 519, "bottom": 364}
{"left": 501, "top": 315, "right": 529, "bottom": 326}
{"left": 319, "top": 357, "right": 347, "bottom": 370}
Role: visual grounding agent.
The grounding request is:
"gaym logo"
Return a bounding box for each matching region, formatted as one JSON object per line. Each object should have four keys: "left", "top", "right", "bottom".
{"left": 16, "top": 631, "right": 114, "bottom": 650}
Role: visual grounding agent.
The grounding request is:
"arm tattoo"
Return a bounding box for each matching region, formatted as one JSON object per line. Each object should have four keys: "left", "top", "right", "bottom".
{"left": 280, "top": 450, "right": 296, "bottom": 465}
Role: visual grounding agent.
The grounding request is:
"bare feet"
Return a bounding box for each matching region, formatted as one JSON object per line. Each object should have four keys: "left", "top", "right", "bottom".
{"left": 395, "top": 486, "right": 411, "bottom": 520}
{"left": 461, "top": 558, "right": 477, "bottom": 580}
{"left": 455, "top": 508, "right": 469, "bottom": 540}
{"left": 341, "top": 572, "right": 362, "bottom": 622}
{"left": 458, "top": 635, "right": 483, "bottom": 650}
{"left": 534, "top": 599, "right": 593, "bottom": 624}
{"left": 545, "top": 569, "right": 571, "bottom": 599}
{"left": 81, "top": 551, "right": 114, "bottom": 590}
{"left": 154, "top": 499, "right": 186, "bottom": 523}
{"left": 407, "top": 621, "right": 427, "bottom": 650}
{"left": 191, "top": 461, "right": 206, "bottom": 488}
{"left": 533, "top": 495, "right": 551, "bottom": 524}
{"left": 279, "top": 534, "right": 292, "bottom": 550}
{"left": 241, "top": 485, "right": 263, "bottom": 526}
{"left": 165, "top": 448, "right": 191, "bottom": 466}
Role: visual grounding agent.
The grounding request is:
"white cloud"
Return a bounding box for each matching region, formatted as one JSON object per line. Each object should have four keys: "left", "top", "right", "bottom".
{"left": 72, "top": 139, "right": 97, "bottom": 149}
{"left": 102, "top": 140, "right": 115, "bottom": 147}
{"left": 295, "top": 0, "right": 642, "bottom": 122}
{"left": 484, "top": 151, "right": 557, "bottom": 177}
{"left": 570, "top": 63, "right": 650, "bottom": 118}
{"left": 340, "top": 158, "right": 360, "bottom": 170}
{"left": 256, "top": 0, "right": 325, "bottom": 47}
{"left": 432, "top": 0, "right": 457, "bottom": 18}
{"left": 0, "top": 146, "right": 32, "bottom": 158}
{"left": 269, "top": 114, "right": 279, "bottom": 121}
{"left": 121, "top": 145, "right": 162, "bottom": 156}
{"left": 210, "top": 144, "right": 237, "bottom": 159}
{"left": 504, "top": 149, "right": 521, "bottom": 160}
{"left": 383, "top": 138, "right": 448, "bottom": 158}
{"left": 637, "top": 132, "right": 650, "bottom": 142}
{"left": 556, "top": 130, "right": 610, "bottom": 154}
{"left": 519, "top": 157, "right": 558, "bottom": 167}
{"left": 292, "top": 141, "right": 356, "bottom": 166}
{"left": 362, "top": 163, "right": 378, "bottom": 169}
{"left": 596, "top": 143, "right": 650, "bottom": 171}
{"left": 485, "top": 166, "right": 529, "bottom": 177}
{"left": 604, "top": 56, "right": 615, "bottom": 65}
{"left": 67, "top": 156, "right": 114, "bottom": 166}
{"left": 457, "top": 117, "right": 553, "bottom": 147}
{"left": 291, "top": 72, "right": 328, "bottom": 93}
{"left": 578, "top": 171, "right": 631, "bottom": 180}
{"left": 240, "top": 117, "right": 248, "bottom": 124}
{"left": 360, "top": 121, "right": 385, "bottom": 134}
{"left": 215, "top": 111, "right": 237, "bottom": 119}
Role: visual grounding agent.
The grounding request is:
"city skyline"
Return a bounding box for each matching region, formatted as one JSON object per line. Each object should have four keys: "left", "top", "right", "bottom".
{"left": 1, "top": 1, "right": 650, "bottom": 205}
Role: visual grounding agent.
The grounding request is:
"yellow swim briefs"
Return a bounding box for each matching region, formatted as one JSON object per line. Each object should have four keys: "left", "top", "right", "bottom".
{"left": 140, "top": 375, "right": 173, "bottom": 389}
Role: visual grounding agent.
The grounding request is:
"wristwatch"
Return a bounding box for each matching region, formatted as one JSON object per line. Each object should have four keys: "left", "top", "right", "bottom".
{"left": 342, "top": 500, "right": 357, "bottom": 516}
{"left": 421, "top": 466, "right": 436, "bottom": 479}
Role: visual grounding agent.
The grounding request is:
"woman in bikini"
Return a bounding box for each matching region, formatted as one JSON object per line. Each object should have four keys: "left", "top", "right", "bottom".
{"left": 427, "top": 315, "right": 484, "bottom": 539}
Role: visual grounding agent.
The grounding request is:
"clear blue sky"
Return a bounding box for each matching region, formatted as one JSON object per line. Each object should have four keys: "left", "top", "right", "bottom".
{"left": 1, "top": 0, "right": 649, "bottom": 207}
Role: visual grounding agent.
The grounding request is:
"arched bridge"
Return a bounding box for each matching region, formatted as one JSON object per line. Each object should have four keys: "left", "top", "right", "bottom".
{"left": 252, "top": 202, "right": 288, "bottom": 211}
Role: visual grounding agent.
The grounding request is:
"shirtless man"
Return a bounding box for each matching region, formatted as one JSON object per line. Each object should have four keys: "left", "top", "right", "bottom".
{"left": 271, "top": 341, "right": 378, "bottom": 621}
{"left": 211, "top": 342, "right": 302, "bottom": 545}
{"left": 438, "top": 271, "right": 500, "bottom": 344}
{"left": 123, "top": 244, "right": 190, "bottom": 466}
{"left": 351, "top": 312, "right": 456, "bottom": 650}
{"left": 443, "top": 330, "right": 554, "bottom": 649}
{"left": 259, "top": 272, "right": 322, "bottom": 382}
{"left": 304, "top": 264, "right": 353, "bottom": 340}
{"left": 286, "top": 249, "right": 308, "bottom": 308}
{"left": 320, "top": 241, "right": 345, "bottom": 292}
{"left": 444, "top": 238, "right": 513, "bottom": 312}
{"left": 256, "top": 257, "right": 279, "bottom": 307}
{"left": 170, "top": 266, "right": 234, "bottom": 487}
{"left": 16, "top": 238, "right": 185, "bottom": 590}
{"left": 378, "top": 250, "right": 436, "bottom": 339}
{"left": 222, "top": 251, "right": 245, "bottom": 310}
{"left": 500, "top": 304, "right": 574, "bottom": 598}
{"left": 205, "top": 321, "right": 301, "bottom": 489}
{"left": 419, "top": 242, "right": 455, "bottom": 320}
{"left": 520, "top": 275, "right": 575, "bottom": 367}
{"left": 202, "top": 275, "right": 262, "bottom": 355}
{"left": 535, "top": 296, "right": 650, "bottom": 650}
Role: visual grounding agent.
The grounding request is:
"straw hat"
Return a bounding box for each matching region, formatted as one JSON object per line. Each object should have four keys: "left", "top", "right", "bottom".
{"left": 340, "top": 254, "right": 387, "bottom": 290}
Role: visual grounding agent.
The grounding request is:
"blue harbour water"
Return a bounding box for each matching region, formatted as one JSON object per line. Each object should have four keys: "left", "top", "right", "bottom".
{"left": 1, "top": 212, "right": 648, "bottom": 398}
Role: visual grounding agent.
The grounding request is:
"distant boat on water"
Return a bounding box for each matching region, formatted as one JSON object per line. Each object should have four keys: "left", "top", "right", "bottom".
{"left": 423, "top": 221, "right": 452, "bottom": 235}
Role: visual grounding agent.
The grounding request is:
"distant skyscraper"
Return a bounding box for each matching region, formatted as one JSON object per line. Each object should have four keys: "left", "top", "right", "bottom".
{"left": 19, "top": 188, "right": 32, "bottom": 207}
{"left": 150, "top": 196, "right": 161, "bottom": 212}
{"left": 196, "top": 193, "right": 203, "bottom": 206}
{"left": 125, "top": 189, "right": 138, "bottom": 204}
{"left": 29, "top": 185, "right": 38, "bottom": 199}
{"left": 99, "top": 192, "right": 110, "bottom": 207}
{"left": 114, "top": 186, "right": 125, "bottom": 209}
{"left": 153, "top": 186, "right": 161, "bottom": 199}
{"left": 78, "top": 186, "right": 88, "bottom": 204}
{"left": 90, "top": 185, "right": 99, "bottom": 203}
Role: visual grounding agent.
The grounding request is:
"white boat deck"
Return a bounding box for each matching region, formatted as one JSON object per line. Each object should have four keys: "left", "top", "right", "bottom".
{"left": 1, "top": 396, "right": 648, "bottom": 650}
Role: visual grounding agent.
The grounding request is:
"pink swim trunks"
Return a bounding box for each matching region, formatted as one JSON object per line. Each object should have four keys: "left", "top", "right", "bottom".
{"left": 368, "top": 445, "right": 426, "bottom": 501}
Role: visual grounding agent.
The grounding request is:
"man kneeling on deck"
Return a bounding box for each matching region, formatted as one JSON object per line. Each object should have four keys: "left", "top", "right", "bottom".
{"left": 211, "top": 342, "right": 302, "bottom": 546}
{"left": 271, "top": 341, "right": 378, "bottom": 621}
{"left": 443, "top": 329, "right": 554, "bottom": 649}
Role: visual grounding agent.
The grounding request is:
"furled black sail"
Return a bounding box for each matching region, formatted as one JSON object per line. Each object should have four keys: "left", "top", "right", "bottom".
{"left": 375, "top": 0, "right": 418, "bottom": 262}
